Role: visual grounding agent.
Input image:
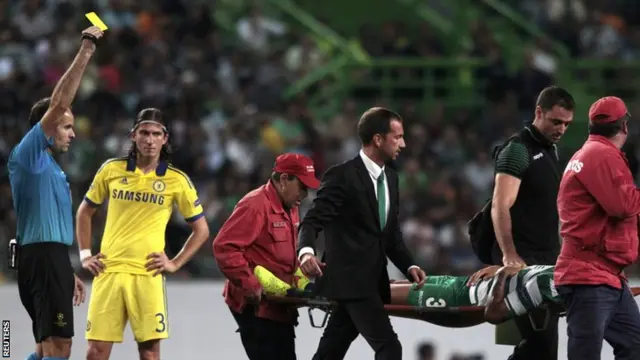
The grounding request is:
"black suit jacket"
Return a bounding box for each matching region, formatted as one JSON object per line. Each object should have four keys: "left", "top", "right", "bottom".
{"left": 298, "top": 155, "right": 415, "bottom": 302}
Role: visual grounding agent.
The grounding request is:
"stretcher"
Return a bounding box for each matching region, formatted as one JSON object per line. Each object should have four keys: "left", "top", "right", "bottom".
{"left": 264, "top": 295, "right": 486, "bottom": 329}
{"left": 265, "top": 286, "right": 640, "bottom": 331}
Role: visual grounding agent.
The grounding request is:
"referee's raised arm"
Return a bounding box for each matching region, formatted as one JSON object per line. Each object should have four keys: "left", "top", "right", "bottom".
{"left": 11, "top": 26, "right": 104, "bottom": 173}
{"left": 39, "top": 26, "right": 103, "bottom": 136}
{"left": 7, "top": 26, "right": 104, "bottom": 360}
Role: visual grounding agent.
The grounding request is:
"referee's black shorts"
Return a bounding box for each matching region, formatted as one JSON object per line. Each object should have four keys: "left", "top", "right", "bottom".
{"left": 17, "top": 242, "right": 75, "bottom": 342}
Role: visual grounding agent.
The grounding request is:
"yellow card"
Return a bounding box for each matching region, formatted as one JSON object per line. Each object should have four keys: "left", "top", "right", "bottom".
{"left": 85, "top": 12, "right": 108, "bottom": 31}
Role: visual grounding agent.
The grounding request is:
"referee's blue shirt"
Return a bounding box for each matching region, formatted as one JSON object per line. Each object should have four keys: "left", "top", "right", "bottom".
{"left": 8, "top": 122, "right": 73, "bottom": 246}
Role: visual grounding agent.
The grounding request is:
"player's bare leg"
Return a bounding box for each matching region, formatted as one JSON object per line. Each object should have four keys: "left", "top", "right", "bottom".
{"left": 484, "top": 267, "right": 511, "bottom": 324}
{"left": 138, "top": 339, "right": 160, "bottom": 360}
{"left": 41, "top": 336, "right": 72, "bottom": 358}
{"left": 86, "top": 340, "right": 114, "bottom": 360}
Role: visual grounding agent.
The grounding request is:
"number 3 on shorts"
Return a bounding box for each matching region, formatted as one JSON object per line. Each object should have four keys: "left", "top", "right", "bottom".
{"left": 155, "top": 313, "right": 166, "bottom": 333}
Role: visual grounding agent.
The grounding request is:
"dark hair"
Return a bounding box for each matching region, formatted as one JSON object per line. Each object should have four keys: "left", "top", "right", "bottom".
{"left": 588, "top": 113, "right": 630, "bottom": 138}
{"left": 536, "top": 86, "right": 575, "bottom": 112}
{"left": 128, "top": 108, "right": 172, "bottom": 160}
{"left": 271, "top": 172, "right": 283, "bottom": 182}
{"left": 29, "top": 97, "right": 51, "bottom": 127}
{"left": 270, "top": 172, "right": 299, "bottom": 184}
{"left": 134, "top": 108, "right": 165, "bottom": 127}
{"left": 357, "top": 107, "right": 403, "bottom": 145}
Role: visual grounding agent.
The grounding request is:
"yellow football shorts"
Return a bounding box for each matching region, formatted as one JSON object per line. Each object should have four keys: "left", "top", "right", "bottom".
{"left": 86, "top": 272, "right": 169, "bottom": 343}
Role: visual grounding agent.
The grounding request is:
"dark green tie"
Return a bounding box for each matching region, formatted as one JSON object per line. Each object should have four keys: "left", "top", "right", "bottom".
{"left": 377, "top": 172, "right": 386, "bottom": 229}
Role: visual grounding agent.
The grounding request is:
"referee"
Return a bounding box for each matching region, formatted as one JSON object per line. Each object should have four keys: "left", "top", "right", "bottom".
{"left": 7, "top": 26, "right": 103, "bottom": 360}
{"left": 490, "top": 86, "right": 575, "bottom": 360}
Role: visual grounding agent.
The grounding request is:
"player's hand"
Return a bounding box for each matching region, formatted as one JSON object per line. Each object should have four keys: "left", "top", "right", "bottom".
{"left": 502, "top": 252, "right": 527, "bottom": 269}
{"left": 299, "top": 254, "right": 326, "bottom": 278}
{"left": 145, "top": 252, "right": 178, "bottom": 276}
{"left": 73, "top": 274, "right": 86, "bottom": 306}
{"left": 467, "top": 265, "right": 502, "bottom": 286}
{"left": 408, "top": 267, "right": 427, "bottom": 289}
{"left": 81, "top": 26, "right": 104, "bottom": 49}
{"left": 82, "top": 253, "right": 106, "bottom": 276}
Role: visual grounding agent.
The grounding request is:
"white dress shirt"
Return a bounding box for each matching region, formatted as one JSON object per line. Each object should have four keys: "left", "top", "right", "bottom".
{"left": 299, "top": 151, "right": 419, "bottom": 273}
{"left": 359, "top": 149, "right": 390, "bottom": 221}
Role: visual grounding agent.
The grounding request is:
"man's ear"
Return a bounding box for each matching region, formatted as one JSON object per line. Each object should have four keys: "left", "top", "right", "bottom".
{"left": 534, "top": 106, "right": 543, "bottom": 122}
{"left": 373, "top": 134, "right": 383, "bottom": 147}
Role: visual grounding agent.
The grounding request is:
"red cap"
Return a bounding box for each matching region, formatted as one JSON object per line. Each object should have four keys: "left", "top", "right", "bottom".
{"left": 588, "top": 96, "right": 628, "bottom": 124}
{"left": 273, "top": 153, "right": 321, "bottom": 189}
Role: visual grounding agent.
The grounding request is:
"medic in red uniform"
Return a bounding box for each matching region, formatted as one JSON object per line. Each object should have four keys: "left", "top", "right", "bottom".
{"left": 213, "top": 153, "right": 320, "bottom": 360}
{"left": 555, "top": 96, "right": 640, "bottom": 360}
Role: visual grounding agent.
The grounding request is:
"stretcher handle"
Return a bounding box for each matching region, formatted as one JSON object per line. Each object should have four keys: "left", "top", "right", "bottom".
{"left": 263, "top": 295, "right": 336, "bottom": 328}
{"left": 308, "top": 307, "right": 330, "bottom": 328}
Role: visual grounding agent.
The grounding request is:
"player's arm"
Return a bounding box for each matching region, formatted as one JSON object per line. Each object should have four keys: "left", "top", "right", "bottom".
{"left": 489, "top": 269, "right": 546, "bottom": 324}
{"left": 484, "top": 268, "right": 511, "bottom": 324}
{"left": 169, "top": 217, "right": 209, "bottom": 270}
{"left": 76, "top": 161, "right": 110, "bottom": 275}
{"left": 76, "top": 201, "right": 98, "bottom": 257}
{"left": 213, "top": 203, "right": 266, "bottom": 293}
{"left": 577, "top": 154, "right": 640, "bottom": 218}
{"left": 170, "top": 176, "right": 210, "bottom": 271}
{"left": 491, "top": 142, "right": 530, "bottom": 264}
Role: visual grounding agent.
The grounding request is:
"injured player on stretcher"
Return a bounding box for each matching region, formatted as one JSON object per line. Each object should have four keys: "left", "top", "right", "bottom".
{"left": 257, "top": 264, "right": 640, "bottom": 328}
{"left": 390, "top": 264, "right": 562, "bottom": 324}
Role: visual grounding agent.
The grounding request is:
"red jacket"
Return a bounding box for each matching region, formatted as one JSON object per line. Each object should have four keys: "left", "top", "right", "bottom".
{"left": 213, "top": 181, "right": 300, "bottom": 323}
{"left": 555, "top": 135, "right": 640, "bottom": 289}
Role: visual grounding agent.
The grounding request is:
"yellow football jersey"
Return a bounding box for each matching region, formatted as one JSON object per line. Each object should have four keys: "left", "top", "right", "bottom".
{"left": 85, "top": 157, "right": 204, "bottom": 275}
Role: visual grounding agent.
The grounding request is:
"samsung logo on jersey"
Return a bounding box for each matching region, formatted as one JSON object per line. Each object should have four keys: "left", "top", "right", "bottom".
{"left": 111, "top": 190, "right": 166, "bottom": 205}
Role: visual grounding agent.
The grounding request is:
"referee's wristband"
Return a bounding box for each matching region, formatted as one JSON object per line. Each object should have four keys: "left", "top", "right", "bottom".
{"left": 79, "top": 249, "right": 92, "bottom": 262}
{"left": 81, "top": 33, "right": 98, "bottom": 45}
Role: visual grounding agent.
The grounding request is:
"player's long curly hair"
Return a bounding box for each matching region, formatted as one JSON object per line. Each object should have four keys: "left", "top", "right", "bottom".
{"left": 127, "top": 108, "right": 172, "bottom": 161}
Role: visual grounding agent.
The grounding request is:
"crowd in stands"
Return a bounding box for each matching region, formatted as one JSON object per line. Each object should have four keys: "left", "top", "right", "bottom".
{"left": 1, "top": 0, "right": 640, "bottom": 286}
{"left": 514, "top": 0, "right": 640, "bottom": 60}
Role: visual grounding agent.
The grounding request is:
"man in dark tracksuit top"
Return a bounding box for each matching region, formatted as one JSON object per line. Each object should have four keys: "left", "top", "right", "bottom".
{"left": 490, "top": 86, "right": 575, "bottom": 360}
{"left": 7, "top": 26, "right": 103, "bottom": 360}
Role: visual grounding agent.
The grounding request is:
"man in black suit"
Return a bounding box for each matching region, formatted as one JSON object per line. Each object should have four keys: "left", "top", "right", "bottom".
{"left": 298, "top": 107, "right": 427, "bottom": 360}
